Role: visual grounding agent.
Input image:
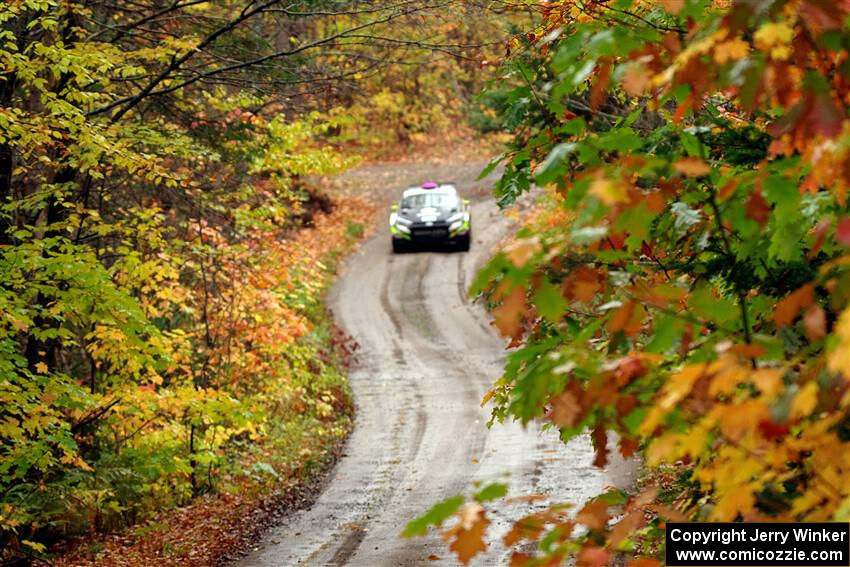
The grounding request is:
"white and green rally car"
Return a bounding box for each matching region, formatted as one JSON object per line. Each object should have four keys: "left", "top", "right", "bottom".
{"left": 389, "top": 182, "right": 471, "bottom": 253}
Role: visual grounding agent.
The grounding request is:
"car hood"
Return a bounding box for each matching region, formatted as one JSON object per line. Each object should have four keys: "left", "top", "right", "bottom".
{"left": 398, "top": 206, "right": 458, "bottom": 223}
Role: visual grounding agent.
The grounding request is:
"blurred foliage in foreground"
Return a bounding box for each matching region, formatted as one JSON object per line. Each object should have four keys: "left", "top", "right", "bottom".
{"left": 407, "top": 0, "right": 850, "bottom": 564}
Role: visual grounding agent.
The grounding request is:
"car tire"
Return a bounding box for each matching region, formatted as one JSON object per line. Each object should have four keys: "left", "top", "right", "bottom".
{"left": 392, "top": 239, "right": 406, "bottom": 253}
{"left": 457, "top": 233, "right": 471, "bottom": 252}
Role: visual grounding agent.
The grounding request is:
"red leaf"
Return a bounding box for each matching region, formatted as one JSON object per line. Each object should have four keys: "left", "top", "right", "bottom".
{"left": 591, "top": 426, "right": 608, "bottom": 468}
{"left": 758, "top": 419, "right": 790, "bottom": 440}
{"left": 837, "top": 217, "right": 850, "bottom": 247}
{"left": 745, "top": 190, "right": 771, "bottom": 227}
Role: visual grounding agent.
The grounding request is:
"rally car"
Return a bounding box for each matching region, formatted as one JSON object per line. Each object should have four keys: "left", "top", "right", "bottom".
{"left": 389, "top": 182, "right": 471, "bottom": 253}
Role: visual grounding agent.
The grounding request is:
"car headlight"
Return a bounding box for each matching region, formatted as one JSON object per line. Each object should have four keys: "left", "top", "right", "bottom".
{"left": 396, "top": 223, "right": 411, "bottom": 233}
{"left": 446, "top": 212, "right": 463, "bottom": 223}
{"left": 395, "top": 216, "right": 412, "bottom": 226}
{"left": 449, "top": 220, "right": 462, "bottom": 232}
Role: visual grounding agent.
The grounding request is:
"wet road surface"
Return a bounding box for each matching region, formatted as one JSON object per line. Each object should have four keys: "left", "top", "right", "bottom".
{"left": 237, "top": 163, "right": 634, "bottom": 566}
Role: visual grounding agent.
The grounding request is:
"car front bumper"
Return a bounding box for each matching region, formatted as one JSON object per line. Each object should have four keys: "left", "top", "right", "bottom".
{"left": 391, "top": 221, "right": 469, "bottom": 242}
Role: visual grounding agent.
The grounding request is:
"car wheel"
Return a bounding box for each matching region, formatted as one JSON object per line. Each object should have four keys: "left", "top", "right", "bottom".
{"left": 392, "top": 239, "right": 406, "bottom": 253}
{"left": 457, "top": 233, "right": 471, "bottom": 252}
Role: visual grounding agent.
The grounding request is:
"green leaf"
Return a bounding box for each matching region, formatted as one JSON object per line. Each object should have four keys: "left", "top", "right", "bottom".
{"left": 402, "top": 495, "right": 465, "bottom": 538}
{"left": 534, "top": 143, "right": 577, "bottom": 186}
{"left": 474, "top": 482, "right": 508, "bottom": 503}
{"left": 680, "top": 131, "right": 703, "bottom": 157}
{"left": 478, "top": 154, "right": 505, "bottom": 180}
{"left": 533, "top": 279, "right": 568, "bottom": 323}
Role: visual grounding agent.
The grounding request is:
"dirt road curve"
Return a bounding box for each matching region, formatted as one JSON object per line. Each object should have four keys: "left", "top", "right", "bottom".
{"left": 236, "top": 162, "right": 634, "bottom": 566}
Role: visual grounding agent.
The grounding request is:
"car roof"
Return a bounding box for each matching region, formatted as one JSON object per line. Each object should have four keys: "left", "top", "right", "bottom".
{"left": 402, "top": 183, "right": 458, "bottom": 198}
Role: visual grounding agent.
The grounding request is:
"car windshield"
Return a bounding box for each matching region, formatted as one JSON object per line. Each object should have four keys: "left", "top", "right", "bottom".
{"left": 401, "top": 192, "right": 458, "bottom": 209}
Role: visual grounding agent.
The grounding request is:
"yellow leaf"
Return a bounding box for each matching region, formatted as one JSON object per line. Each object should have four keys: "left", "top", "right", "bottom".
{"left": 589, "top": 174, "right": 629, "bottom": 205}
{"left": 790, "top": 382, "right": 818, "bottom": 419}
{"left": 751, "top": 368, "right": 783, "bottom": 400}
{"left": 754, "top": 21, "right": 794, "bottom": 60}
{"left": 34, "top": 362, "right": 48, "bottom": 374}
{"left": 714, "top": 38, "right": 749, "bottom": 64}
{"left": 714, "top": 400, "right": 769, "bottom": 441}
{"left": 711, "top": 483, "right": 756, "bottom": 521}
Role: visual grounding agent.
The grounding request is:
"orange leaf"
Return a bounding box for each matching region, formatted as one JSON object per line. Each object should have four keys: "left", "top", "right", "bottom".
{"left": 509, "top": 552, "right": 534, "bottom": 567}
{"left": 774, "top": 283, "right": 814, "bottom": 327}
{"left": 576, "top": 500, "right": 609, "bottom": 531}
{"left": 673, "top": 157, "right": 711, "bottom": 177}
{"left": 621, "top": 63, "right": 650, "bottom": 96}
{"left": 716, "top": 400, "right": 769, "bottom": 441}
{"left": 548, "top": 386, "right": 583, "bottom": 428}
{"left": 658, "top": 0, "right": 684, "bottom": 14}
{"left": 570, "top": 266, "right": 602, "bottom": 303}
{"left": 444, "top": 503, "right": 490, "bottom": 565}
{"left": 493, "top": 284, "right": 527, "bottom": 340}
{"left": 577, "top": 546, "right": 611, "bottom": 567}
{"left": 609, "top": 510, "right": 643, "bottom": 547}
{"left": 505, "top": 238, "right": 541, "bottom": 267}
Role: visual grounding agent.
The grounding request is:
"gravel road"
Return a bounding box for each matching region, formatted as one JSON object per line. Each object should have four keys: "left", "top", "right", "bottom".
{"left": 236, "top": 161, "right": 634, "bottom": 566}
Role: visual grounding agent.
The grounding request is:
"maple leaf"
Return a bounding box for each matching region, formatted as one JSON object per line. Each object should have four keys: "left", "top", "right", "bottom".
{"left": 34, "top": 362, "right": 48, "bottom": 374}
{"left": 576, "top": 500, "right": 608, "bottom": 531}
{"left": 492, "top": 284, "right": 527, "bottom": 340}
{"left": 548, "top": 387, "right": 583, "bottom": 428}
{"left": 443, "top": 503, "right": 490, "bottom": 565}
{"left": 774, "top": 283, "right": 814, "bottom": 327}
{"left": 745, "top": 190, "right": 771, "bottom": 227}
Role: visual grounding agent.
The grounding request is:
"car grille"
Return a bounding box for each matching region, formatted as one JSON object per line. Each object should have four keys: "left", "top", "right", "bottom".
{"left": 412, "top": 227, "right": 448, "bottom": 238}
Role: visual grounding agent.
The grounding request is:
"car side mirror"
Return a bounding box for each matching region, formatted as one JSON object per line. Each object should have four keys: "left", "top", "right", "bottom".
{"left": 391, "top": 204, "right": 399, "bottom": 212}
